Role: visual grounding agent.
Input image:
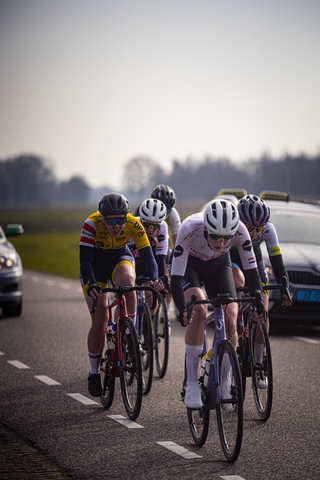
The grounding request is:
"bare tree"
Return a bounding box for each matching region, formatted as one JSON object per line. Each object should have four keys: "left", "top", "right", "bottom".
{"left": 123, "top": 156, "right": 166, "bottom": 198}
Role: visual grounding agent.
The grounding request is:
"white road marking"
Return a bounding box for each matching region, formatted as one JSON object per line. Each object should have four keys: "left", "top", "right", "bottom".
{"left": 60, "top": 283, "right": 71, "bottom": 289}
{"left": 157, "top": 441, "right": 202, "bottom": 459}
{"left": 220, "top": 476, "right": 247, "bottom": 480}
{"left": 220, "top": 475, "right": 245, "bottom": 480}
{"left": 30, "top": 276, "right": 41, "bottom": 283}
{"left": 293, "top": 336, "right": 320, "bottom": 345}
{"left": 7, "top": 360, "right": 30, "bottom": 369}
{"left": 34, "top": 375, "right": 61, "bottom": 386}
{"left": 67, "top": 393, "right": 99, "bottom": 405}
{"left": 108, "top": 414, "right": 144, "bottom": 429}
{"left": 0, "top": 351, "right": 4, "bottom": 355}
{"left": 44, "top": 279, "right": 55, "bottom": 286}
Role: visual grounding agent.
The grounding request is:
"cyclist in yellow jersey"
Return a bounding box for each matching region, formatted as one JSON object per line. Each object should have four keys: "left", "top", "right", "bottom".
{"left": 79, "top": 192, "right": 164, "bottom": 397}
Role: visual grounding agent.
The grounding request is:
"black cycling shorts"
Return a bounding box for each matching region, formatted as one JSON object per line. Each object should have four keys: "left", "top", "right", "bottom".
{"left": 182, "top": 252, "right": 236, "bottom": 299}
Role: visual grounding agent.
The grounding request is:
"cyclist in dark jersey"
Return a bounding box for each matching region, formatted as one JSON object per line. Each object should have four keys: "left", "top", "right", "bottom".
{"left": 79, "top": 192, "right": 164, "bottom": 397}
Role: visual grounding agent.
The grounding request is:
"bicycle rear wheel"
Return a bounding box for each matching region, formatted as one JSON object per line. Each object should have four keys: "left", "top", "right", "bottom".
{"left": 216, "top": 340, "right": 243, "bottom": 462}
{"left": 251, "top": 321, "right": 273, "bottom": 421}
{"left": 154, "top": 294, "right": 169, "bottom": 378}
{"left": 100, "top": 347, "right": 115, "bottom": 409}
{"left": 137, "top": 302, "right": 154, "bottom": 395}
{"left": 119, "top": 316, "right": 143, "bottom": 420}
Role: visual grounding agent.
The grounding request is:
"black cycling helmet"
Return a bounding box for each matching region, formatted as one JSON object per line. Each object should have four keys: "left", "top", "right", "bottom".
{"left": 150, "top": 184, "right": 176, "bottom": 209}
{"left": 238, "top": 194, "right": 270, "bottom": 228}
{"left": 98, "top": 193, "right": 130, "bottom": 216}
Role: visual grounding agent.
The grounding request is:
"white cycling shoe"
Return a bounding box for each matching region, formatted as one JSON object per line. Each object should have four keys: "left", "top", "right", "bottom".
{"left": 184, "top": 380, "right": 203, "bottom": 409}
{"left": 256, "top": 364, "right": 268, "bottom": 389}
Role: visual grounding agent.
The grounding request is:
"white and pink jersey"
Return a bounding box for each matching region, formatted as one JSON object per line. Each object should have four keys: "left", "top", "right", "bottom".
{"left": 171, "top": 212, "right": 258, "bottom": 277}
{"left": 129, "top": 217, "right": 169, "bottom": 259}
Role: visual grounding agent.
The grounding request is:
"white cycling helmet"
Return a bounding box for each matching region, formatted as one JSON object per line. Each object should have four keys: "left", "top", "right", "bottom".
{"left": 204, "top": 199, "right": 239, "bottom": 235}
{"left": 139, "top": 198, "right": 167, "bottom": 224}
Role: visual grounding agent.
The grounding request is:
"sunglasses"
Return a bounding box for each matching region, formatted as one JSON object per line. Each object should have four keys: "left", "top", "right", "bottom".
{"left": 246, "top": 225, "right": 264, "bottom": 233}
{"left": 209, "top": 233, "right": 233, "bottom": 241}
{"left": 104, "top": 216, "right": 126, "bottom": 226}
{"left": 143, "top": 221, "right": 161, "bottom": 230}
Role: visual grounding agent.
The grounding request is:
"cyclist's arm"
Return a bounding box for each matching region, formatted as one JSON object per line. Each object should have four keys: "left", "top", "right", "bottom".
{"left": 79, "top": 245, "right": 96, "bottom": 287}
{"left": 138, "top": 245, "right": 159, "bottom": 280}
{"left": 156, "top": 254, "right": 166, "bottom": 278}
{"left": 170, "top": 275, "right": 185, "bottom": 313}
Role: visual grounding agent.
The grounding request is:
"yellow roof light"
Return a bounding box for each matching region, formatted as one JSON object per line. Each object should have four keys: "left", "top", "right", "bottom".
{"left": 259, "top": 190, "right": 289, "bottom": 201}
{"left": 216, "top": 188, "right": 247, "bottom": 199}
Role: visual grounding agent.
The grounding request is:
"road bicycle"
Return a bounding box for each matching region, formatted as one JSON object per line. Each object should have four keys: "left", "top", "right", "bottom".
{"left": 183, "top": 291, "right": 264, "bottom": 462}
{"left": 90, "top": 284, "right": 154, "bottom": 420}
{"left": 236, "top": 276, "right": 291, "bottom": 421}
{"left": 136, "top": 276, "right": 170, "bottom": 379}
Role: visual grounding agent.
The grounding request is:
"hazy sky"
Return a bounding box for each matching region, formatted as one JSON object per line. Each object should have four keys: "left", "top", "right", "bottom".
{"left": 1, "top": 0, "right": 319, "bottom": 189}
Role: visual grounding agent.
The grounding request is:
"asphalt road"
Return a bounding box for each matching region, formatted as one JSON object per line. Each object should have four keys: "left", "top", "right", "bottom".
{"left": 0, "top": 271, "right": 320, "bottom": 480}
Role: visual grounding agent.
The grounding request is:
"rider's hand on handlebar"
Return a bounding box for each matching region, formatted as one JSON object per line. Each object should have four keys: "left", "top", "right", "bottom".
{"left": 252, "top": 309, "right": 265, "bottom": 324}
{"left": 150, "top": 278, "right": 165, "bottom": 292}
{"left": 282, "top": 292, "right": 293, "bottom": 307}
{"left": 87, "top": 283, "right": 101, "bottom": 299}
{"left": 178, "top": 308, "right": 194, "bottom": 327}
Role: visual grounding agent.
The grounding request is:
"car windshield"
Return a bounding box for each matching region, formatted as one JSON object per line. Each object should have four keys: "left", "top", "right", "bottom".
{"left": 270, "top": 212, "right": 320, "bottom": 245}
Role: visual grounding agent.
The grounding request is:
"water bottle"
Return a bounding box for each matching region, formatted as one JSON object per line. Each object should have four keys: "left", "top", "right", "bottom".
{"left": 201, "top": 348, "right": 212, "bottom": 387}
{"left": 106, "top": 321, "right": 117, "bottom": 350}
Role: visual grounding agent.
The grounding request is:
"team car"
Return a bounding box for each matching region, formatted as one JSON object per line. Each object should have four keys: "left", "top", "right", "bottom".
{"left": 259, "top": 191, "right": 320, "bottom": 325}
{"left": 0, "top": 224, "right": 24, "bottom": 317}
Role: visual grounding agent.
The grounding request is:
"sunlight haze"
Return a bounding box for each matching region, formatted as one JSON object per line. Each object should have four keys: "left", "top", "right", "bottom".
{"left": 1, "top": 0, "right": 319, "bottom": 189}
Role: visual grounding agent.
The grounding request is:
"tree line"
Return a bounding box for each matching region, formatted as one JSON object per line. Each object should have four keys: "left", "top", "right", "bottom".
{"left": 1, "top": 152, "right": 319, "bottom": 206}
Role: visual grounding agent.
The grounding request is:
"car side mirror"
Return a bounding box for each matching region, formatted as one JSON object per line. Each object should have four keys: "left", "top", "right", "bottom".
{"left": 6, "top": 224, "right": 24, "bottom": 236}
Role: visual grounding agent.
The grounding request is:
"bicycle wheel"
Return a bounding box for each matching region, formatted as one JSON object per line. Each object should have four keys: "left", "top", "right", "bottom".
{"left": 216, "top": 339, "right": 243, "bottom": 462}
{"left": 100, "top": 347, "right": 115, "bottom": 409}
{"left": 119, "top": 316, "right": 143, "bottom": 420}
{"left": 154, "top": 294, "right": 169, "bottom": 378}
{"left": 137, "top": 302, "right": 154, "bottom": 395}
{"left": 237, "top": 334, "right": 251, "bottom": 403}
{"left": 187, "top": 381, "right": 210, "bottom": 446}
{"left": 251, "top": 321, "right": 273, "bottom": 421}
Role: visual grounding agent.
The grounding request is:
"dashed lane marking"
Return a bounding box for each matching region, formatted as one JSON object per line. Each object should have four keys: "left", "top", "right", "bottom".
{"left": 67, "top": 393, "right": 99, "bottom": 405}
{"left": 7, "top": 360, "right": 30, "bottom": 369}
{"left": 108, "top": 414, "right": 144, "bottom": 429}
{"left": 25, "top": 273, "right": 82, "bottom": 293}
{"left": 293, "top": 336, "right": 320, "bottom": 345}
{"left": 34, "top": 375, "right": 61, "bottom": 386}
{"left": 220, "top": 476, "right": 247, "bottom": 480}
{"left": 157, "top": 441, "right": 202, "bottom": 459}
{"left": 0, "top": 351, "right": 4, "bottom": 355}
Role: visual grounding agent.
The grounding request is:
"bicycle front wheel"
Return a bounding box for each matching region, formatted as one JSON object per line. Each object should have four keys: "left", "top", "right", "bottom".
{"left": 154, "top": 294, "right": 169, "bottom": 378}
{"left": 251, "top": 321, "right": 273, "bottom": 421}
{"left": 137, "top": 302, "right": 154, "bottom": 395}
{"left": 216, "top": 340, "right": 243, "bottom": 462}
{"left": 100, "top": 348, "right": 115, "bottom": 410}
{"left": 119, "top": 316, "right": 143, "bottom": 420}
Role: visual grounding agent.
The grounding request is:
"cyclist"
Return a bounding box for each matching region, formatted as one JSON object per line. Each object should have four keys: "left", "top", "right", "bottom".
{"left": 79, "top": 192, "right": 164, "bottom": 397}
{"left": 150, "top": 184, "right": 181, "bottom": 315}
{"left": 170, "top": 199, "right": 263, "bottom": 409}
{"left": 150, "top": 184, "right": 181, "bottom": 247}
{"left": 129, "top": 197, "right": 170, "bottom": 314}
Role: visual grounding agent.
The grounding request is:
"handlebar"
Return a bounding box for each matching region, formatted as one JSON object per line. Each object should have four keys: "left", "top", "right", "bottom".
{"left": 236, "top": 276, "right": 292, "bottom": 308}
{"left": 89, "top": 285, "right": 156, "bottom": 315}
{"left": 186, "top": 290, "right": 267, "bottom": 325}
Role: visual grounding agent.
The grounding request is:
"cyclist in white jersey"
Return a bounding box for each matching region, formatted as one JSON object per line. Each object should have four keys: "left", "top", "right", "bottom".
{"left": 150, "top": 184, "right": 181, "bottom": 247}
{"left": 171, "top": 199, "right": 263, "bottom": 408}
{"left": 129, "top": 198, "right": 170, "bottom": 314}
{"left": 231, "top": 194, "right": 293, "bottom": 330}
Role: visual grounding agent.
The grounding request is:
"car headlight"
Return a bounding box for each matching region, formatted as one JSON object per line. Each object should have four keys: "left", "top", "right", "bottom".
{"left": 266, "top": 266, "right": 276, "bottom": 281}
{"left": 0, "top": 256, "right": 16, "bottom": 269}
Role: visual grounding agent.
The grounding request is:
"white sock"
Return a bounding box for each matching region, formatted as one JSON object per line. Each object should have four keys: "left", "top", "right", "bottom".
{"left": 185, "top": 344, "right": 203, "bottom": 382}
{"left": 255, "top": 343, "right": 264, "bottom": 364}
{"left": 128, "top": 312, "right": 136, "bottom": 324}
{"left": 88, "top": 351, "right": 102, "bottom": 374}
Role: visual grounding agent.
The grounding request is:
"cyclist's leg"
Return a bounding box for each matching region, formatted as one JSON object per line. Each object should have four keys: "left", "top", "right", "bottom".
{"left": 183, "top": 265, "right": 207, "bottom": 408}
{"left": 112, "top": 254, "right": 136, "bottom": 322}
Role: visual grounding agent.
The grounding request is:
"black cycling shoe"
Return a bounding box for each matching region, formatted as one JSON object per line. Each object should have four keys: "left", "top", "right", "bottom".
{"left": 88, "top": 373, "right": 102, "bottom": 397}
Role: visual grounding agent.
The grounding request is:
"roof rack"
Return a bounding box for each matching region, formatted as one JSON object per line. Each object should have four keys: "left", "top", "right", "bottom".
{"left": 217, "top": 188, "right": 247, "bottom": 199}
{"left": 259, "top": 190, "right": 290, "bottom": 202}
